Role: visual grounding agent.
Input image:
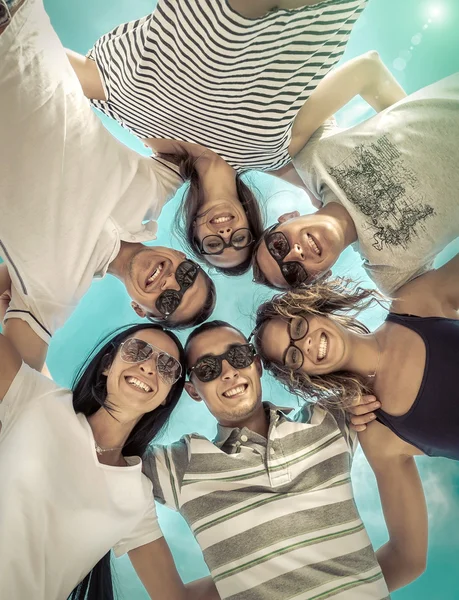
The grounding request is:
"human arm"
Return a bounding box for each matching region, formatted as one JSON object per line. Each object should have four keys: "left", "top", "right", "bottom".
{"left": 229, "top": 0, "right": 334, "bottom": 17}
{"left": 288, "top": 51, "right": 407, "bottom": 157}
{"left": 0, "top": 263, "right": 11, "bottom": 298}
{"left": 129, "top": 538, "right": 220, "bottom": 600}
{"left": 391, "top": 252, "right": 459, "bottom": 317}
{"left": 346, "top": 394, "right": 382, "bottom": 432}
{"left": 65, "top": 49, "right": 107, "bottom": 100}
{"left": 359, "top": 421, "right": 427, "bottom": 591}
{"left": 265, "top": 164, "right": 323, "bottom": 208}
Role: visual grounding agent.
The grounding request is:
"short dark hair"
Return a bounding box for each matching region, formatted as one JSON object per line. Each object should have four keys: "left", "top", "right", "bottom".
{"left": 147, "top": 270, "right": 217, "bottom": 331}
{"left": 184, "top": 320, "right": 248, "bottom": 366}
{"left": 163, "top": 151, "right": 265, "bottom": 276}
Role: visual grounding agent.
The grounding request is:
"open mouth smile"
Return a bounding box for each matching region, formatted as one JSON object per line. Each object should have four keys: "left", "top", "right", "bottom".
{"left": 125, "top": 376, "right": 153, "bottom": 393}
{"left": 210, "top": 214, "right": 234, "bottom": 225}
{"left": 307, "top": 234, "right": 321, "bottom": 257}
{"left": 222, "top": 383, "right": 248, "bottom": 398}
{"left": 317, "top": 333, "right": 328, "bottom": 361}
{"left": 145, "top": 262, "right": 165, "bottom": 290}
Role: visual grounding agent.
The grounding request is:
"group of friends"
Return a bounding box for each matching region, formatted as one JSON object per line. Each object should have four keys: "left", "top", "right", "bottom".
{"left": 0, "top": 0, "right": 458, "bottom": 599}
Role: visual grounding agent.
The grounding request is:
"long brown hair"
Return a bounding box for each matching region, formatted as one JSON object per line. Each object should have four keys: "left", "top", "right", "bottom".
{"left": 161, "top": 152, "right": 265, "bottom": 276}
{"left": 253, "top": 278, "right": 387, "bottom": 408}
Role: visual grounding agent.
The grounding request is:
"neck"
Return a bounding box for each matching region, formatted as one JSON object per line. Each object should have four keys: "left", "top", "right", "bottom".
{"left": 343, "top": 330, "right": 384, "bottom": 380}
{"left": 87, "top": 407, "right": 141, "bottom": 466}
{"left": 107, "top": 241, "right": 142, "bottom": 280}
{"left": 195, "top": 155, "right": 238, "bottom": 203}
{"left": 220, "top": 402, "right": 269, "bottom": 438}
{"left": 317, "top": 201, "right": 358, "bottom": 247}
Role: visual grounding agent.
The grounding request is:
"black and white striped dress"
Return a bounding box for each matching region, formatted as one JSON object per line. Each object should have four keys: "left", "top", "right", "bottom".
{"left": 89, "top": 0, "right": 368, "bottom": 172}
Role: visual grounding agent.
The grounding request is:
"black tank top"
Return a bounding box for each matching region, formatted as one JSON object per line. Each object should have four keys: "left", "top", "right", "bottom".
{"left": 376, "top": 313, "right": 459, "bottom": 461}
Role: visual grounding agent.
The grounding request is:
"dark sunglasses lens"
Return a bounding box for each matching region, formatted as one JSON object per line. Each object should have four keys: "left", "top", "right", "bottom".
{"left": 156, "top": 290, "right": 181, "bottom": 316}
{"left": 267, "top": 232, "right": 289, "bottom": 261}
{"left": 194, "top": 357, "right": 221, "bottom": 382}
{"left": 176, "top": 261, "right": 198, "bottom": 287}
{"left": 227, "top": 345, "right": 255, "bottom": 369}
{"left": 231, "top": 229, "right": 252, "bottom": 249}
{"left": 282, "top": 262, "right": 308, "bottom": 287}
{"left": 121, "top": 338, "right": 151, "bottom": 362}
{"left": 202, "top": 236, "right": 224, "bottom": 255}
{"left": 157, "top": 352, "right": 182, "bottom": 384}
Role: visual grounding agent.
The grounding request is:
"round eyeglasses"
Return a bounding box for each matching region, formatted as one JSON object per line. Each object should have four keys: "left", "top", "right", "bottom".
{"left": 200, "top": 228, "right": 253, "bottom": 256}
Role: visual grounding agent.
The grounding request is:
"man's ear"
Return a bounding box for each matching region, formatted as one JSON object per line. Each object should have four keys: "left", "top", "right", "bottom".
{"left": 185, "top": 381, "right": 202, "bottom": 402}
{"left": 278, "top": 210, "right": 300, "bottom": 224}
{"left": 131, "top": 302, "right": 147, "bottom": 319}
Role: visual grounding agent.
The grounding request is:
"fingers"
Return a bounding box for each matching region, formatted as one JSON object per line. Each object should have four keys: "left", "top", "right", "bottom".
{"left": 349, "top": 394, "right": 381, "bottom": 432}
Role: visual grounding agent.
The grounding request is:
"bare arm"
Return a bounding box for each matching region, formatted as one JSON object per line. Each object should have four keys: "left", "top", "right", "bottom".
{"left": 359, "top": 421, "right": 427, "bottom": 592}
{"left": 129, "top": 538, "right": 220, "bottom": 600}
{"left": 265, "top": 164, "right": 323, "bottom": 208}
{"left": 288, "top": 51, "right": 407, "bottom": 157}
{"left": 230, "top": 0, "right": 329, "bottom": 17}
{"left": 65, "top": 49, "right": 107, "bottom": 100}
{"left": 391, "top": 252, "right": 459, "bottom": 317}
{"left": 0, "top": 263, "right": 11, "bottom": 297}
{"left": 2, "top": 319, "right": 47, "bottom": 373}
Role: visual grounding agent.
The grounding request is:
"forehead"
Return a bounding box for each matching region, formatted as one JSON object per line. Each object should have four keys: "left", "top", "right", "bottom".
{"left": 126, "top": 328, "right": 180, "bottom": 360}
{"left": 259, "top": 318, "right": 290, "bottom": 363}
{"left": 188, "top": 327, "right": 247, "bottom": 362}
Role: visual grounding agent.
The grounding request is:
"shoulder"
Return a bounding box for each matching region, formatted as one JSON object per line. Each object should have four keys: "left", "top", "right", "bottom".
{"left": 358, "top": 419, "right": 420, "bottom": 467}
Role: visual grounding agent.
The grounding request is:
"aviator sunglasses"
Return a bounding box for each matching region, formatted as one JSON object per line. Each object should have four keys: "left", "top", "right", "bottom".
{"left": 200, "top": 228, "right": 254, "bottom": 256}
{"left": 265, "top": 224, "right": 309, "bottom": 287}
{"left": 187, "top": 343, "right": 256, "bottom": 382}
{"left": 151, "top": 260, "right": 200, "bottom": 319}
{"left": 119, "top": 337, "right": 182, "bottom": 385}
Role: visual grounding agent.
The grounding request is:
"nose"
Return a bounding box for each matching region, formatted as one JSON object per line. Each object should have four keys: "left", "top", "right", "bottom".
{"left": 284, "top": 243, "right": 304, "bottom": 262}
{"left": 139, "top": 360, "right": 158, "bottom": 389}
{"left": 221, "top": 359, "right": 238, "bottom": 380}
{"left": 161, "top": 270, "right": 179, "bottom": 291}
{"left": 303, "top": 335, "right": 313, "bottom": 355}
{"left": 217, "top": 226, "right": 232, "bottom": 242}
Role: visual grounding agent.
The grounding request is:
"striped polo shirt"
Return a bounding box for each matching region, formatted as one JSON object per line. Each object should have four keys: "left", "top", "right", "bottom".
{"left": 88, "top": 0, "right": 368, "bottom": 172}
{"left": 144, "top": 403, "right": 390, "bottom": 600}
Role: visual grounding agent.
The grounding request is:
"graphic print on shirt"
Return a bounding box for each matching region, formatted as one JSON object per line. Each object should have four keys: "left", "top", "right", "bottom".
{"left": 328, "top": 135, "right": 435, "bottom": 252}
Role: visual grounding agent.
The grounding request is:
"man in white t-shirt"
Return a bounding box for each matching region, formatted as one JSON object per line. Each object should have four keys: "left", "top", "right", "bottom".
{"left": 0, "top": 0, "right": 216, "bottom": 371}
{"left": 253, "top": 74, "right": 459, "bottom": 295}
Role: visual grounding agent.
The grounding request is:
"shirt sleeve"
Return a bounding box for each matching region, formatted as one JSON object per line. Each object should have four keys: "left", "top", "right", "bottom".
{"left": 4, "top": 286, "right": 52, "bottom": 345}
{"left": 113, "top": 493, "right": 163, "bottom": 557}
{"left": 149, "top": 156, "right": 184, "bottom": 217}
{"left": 0, "top": 362, "right": 62, "bottom": 428}
{"left": 142, "top": 438, "right": 191, "bottom": 511}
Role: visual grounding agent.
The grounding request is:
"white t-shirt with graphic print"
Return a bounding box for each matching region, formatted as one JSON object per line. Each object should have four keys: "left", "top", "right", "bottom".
{"left": 293, "top": 74, "right": 459, "bottom": 295}
{"left": 0, "top": 362, "right": 162, "bottom": 600}
{"left": 0, "top": 0, "right": 182, "bottom": 344}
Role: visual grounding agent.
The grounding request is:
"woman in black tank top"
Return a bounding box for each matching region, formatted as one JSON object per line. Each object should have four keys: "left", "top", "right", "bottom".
{"left": 253, "top": 253, "right": 459, "bottom": 461}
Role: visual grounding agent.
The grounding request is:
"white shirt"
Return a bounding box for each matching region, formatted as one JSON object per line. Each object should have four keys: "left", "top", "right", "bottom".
{"left": 293, "top": 74, "right": 459, "bottom": 294}
{"left": 0, "top": 0, "right": 182, "bottom": 344}
{"left": 0, "top": 362, "right": 162, "bottom": 600}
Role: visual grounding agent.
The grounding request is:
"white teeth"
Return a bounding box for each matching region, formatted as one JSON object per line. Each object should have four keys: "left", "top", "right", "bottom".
{"left": 318, "top": 333, "right": 328, "bottom": 360}
{"left": 126, "top": 377, "right": 152, "bottom": 393}
{"left": 307, "top": 235, "right": 321, "bottom": 256}
{"left": 212, "top": 216, "right": 232, "bottom": 224}
{"left": 223, "top": 385, "right": 246, "bottom": 398}
{"left": 147, "top": 263, "right": 163, "bottom": 285}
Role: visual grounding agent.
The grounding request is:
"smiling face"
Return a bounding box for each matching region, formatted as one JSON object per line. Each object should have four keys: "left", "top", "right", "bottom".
{"left": 104, "top": 328, "right": 181, "bottom": 418}
{"left": 124, "top": 246, "right": 210, "bottom": 324}
{"left": 259, "top": 314, "right": 349, "bottom": 377}
{"left": 255, "top": 213, "right": 346, "bottom": 289}
{"left": 194, "top": 199, "right": 252, "bottom": 269}
{"left": 185, "top": 327, "right": 263, "bottom": 426}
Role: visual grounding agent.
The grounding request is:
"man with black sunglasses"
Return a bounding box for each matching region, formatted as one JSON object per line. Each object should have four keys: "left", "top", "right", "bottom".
{"left": 253, "top": 74, "right": 459, "bottom": 295}
{"left": 0, "top": 0, "right": 216, "bottom": 373}
{"left": 144, "top": 320, "right": 423, "bottom": 600}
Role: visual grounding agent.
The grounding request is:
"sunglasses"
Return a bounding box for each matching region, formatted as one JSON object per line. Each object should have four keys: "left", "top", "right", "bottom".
{"left": 188, "top": 343, "right": 256, "bottom": 382}
{"left": 200, "top": 229, "right": 253, "bottom": 255}
{"left": 153, "top": 260, "right": 200, "bottom": 319}
{"left": 265, "top": 224, "right": 308, "bottom": 287}
{"left": 282, "top": 316, "right": 309, "bottom": 371}
{"left": 119, "top": 337, "right": 182, "bottom": 385}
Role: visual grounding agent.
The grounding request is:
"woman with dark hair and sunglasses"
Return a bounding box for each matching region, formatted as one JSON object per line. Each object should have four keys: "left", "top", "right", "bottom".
{"left": 253, "top": 251, "right": 459, "bottom": 461}
{"left": 0, "top": 322, "right": 218, "bottom": 600}
{"left": 64, "top": 0, "right": 379, "bottom": 275}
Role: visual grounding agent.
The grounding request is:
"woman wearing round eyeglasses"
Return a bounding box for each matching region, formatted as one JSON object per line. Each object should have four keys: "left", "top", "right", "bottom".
{"left": 252, "top": 252, "right": 459, "bottom": 461}
{"left": 0, "top": 322, "right": 218, "bottom": 600}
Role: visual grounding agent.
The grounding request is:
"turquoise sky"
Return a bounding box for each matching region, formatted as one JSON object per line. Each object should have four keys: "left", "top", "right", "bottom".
{"left": 5, "top": 0, "right": 459, "bottom": 597}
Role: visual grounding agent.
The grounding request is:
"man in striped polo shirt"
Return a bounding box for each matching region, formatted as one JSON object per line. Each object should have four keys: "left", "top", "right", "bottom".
{"left": 144, "top": 321, "right": 427, "bottom": 600}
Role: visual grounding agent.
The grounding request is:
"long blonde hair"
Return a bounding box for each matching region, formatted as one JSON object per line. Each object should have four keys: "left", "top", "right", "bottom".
{"left": 253, "top": 278, "right": 386, "bottom": 408}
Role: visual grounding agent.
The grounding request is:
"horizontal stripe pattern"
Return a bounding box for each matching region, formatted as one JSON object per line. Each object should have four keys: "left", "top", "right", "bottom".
{"left": 144, "top": 404, "right": 389, "bottom": 599}
{"left": 89, "top": 0, "right": 368, "bottom": 171}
